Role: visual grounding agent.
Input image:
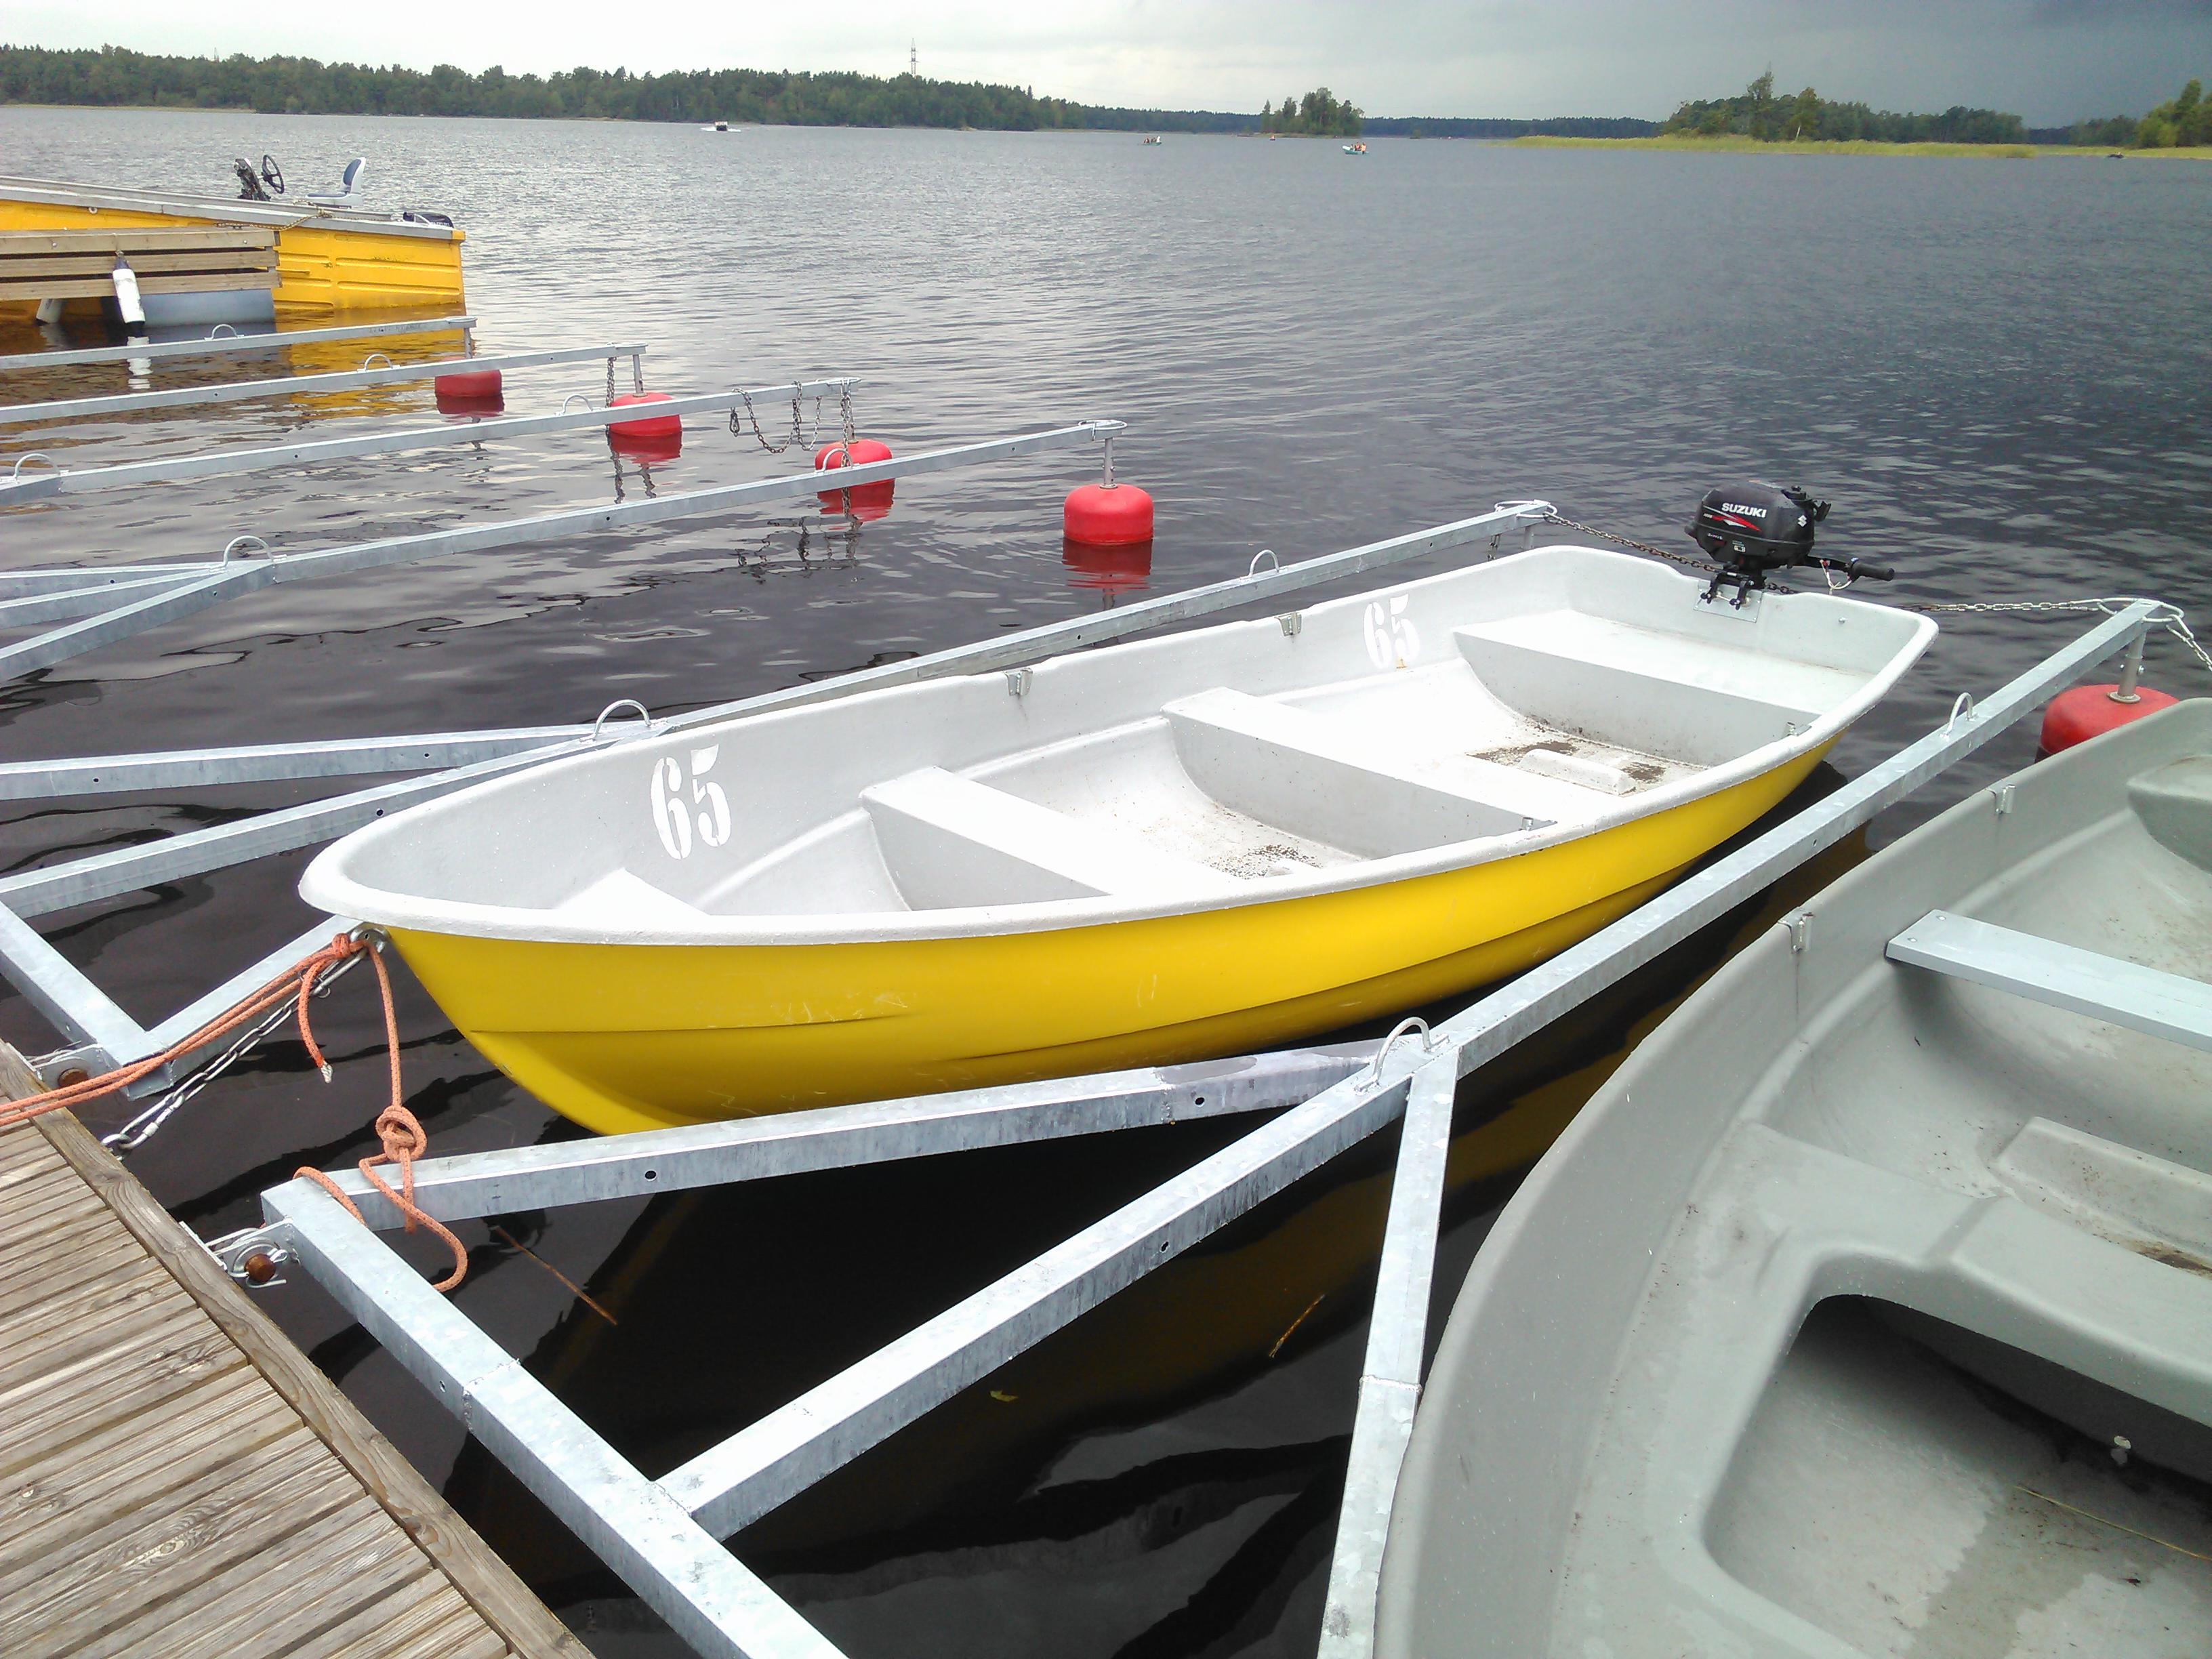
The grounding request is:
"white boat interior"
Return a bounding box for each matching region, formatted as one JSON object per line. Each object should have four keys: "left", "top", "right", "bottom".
{"left": 304, "top": 546, "right": 1933, "bottom": 945}
{"left": 1381, "top": 701, "right": 2212, "bottom": 1659}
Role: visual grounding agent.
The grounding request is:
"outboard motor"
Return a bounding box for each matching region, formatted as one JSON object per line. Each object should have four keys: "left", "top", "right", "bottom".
{"left": 1687, "top": 482, "right": 1893, "bottom": 605}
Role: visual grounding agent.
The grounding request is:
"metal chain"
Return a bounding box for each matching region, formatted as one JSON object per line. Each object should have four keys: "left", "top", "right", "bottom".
{"left": 605, "top": 356, "right": 616, "bottom": 404}
{"left": 1897, "top": 595, "right": 2212, "bottom": 676}
{"left": 729, "top": 388, "right": 830, "bottom": 455}
{"left": 1546, "top": 512, "right": 2211, "bottom": 679}
{"left": 102, "top": 955, "right": 362, "bottom": 1153}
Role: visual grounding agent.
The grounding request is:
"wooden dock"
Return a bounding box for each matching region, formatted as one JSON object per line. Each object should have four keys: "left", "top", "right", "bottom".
{"left": 0, "top": 1048, "right": 589, "bottom": 1659}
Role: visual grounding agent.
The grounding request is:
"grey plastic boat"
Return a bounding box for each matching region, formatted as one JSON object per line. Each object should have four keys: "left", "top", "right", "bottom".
{"left": 1378, "top": 699, "right": 2212, "bottom": 1657}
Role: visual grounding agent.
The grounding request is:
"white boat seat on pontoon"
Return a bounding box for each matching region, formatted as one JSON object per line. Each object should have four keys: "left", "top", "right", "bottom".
{"left": 862, "top": 766, "right": 1242, "bottom": 911}
{"left": 306, "top": 158, "right": 367, "bottom": 208}
{"left": 1887, "top": 909, "right": 2212, "bottom": 1053}
{"left": 1163, "top": 687, "right": 1568, "bottom": 859}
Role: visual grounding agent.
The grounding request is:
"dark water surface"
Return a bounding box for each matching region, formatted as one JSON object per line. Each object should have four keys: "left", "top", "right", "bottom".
{"left": 2, "top": 109, "right": 2209, "bottom": 1656}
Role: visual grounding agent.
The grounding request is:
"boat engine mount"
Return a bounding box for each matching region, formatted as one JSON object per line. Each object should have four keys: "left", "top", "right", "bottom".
{"left": 1687, "top": 481, "right": 1893, "bottom": 606}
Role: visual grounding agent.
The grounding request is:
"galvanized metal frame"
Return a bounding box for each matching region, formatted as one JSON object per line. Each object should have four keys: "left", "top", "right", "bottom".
{"left": 0, "top": 342, "right": 649, "bottom": 426}
{"left": 0, "top": 314, "right": 476, "bottom": 375}
{"left": 0, "top": 377, "right": 859, "bottom": 504}
{"left": 0, "top": 502, "right": 1549, "bottom": 1090}
{"left": 240, "top": 603, "right": 2157, "bottom": 1659}
{"left": 0, "top": 422, "right": 1122, "bottom": 682}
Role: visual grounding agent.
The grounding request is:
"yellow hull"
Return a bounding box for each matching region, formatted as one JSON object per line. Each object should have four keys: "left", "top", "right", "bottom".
{"left": 0, "top": 200, "right": 465, "bottom": 322}
{"left": 390, "top": 747, "right": 1829, "bottom": 1134}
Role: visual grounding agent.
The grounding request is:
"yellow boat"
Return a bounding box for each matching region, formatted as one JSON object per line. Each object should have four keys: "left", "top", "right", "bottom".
{"left": 0, "top": 168, "right": 465, "bottom": 326}
{"left": 302, "top": 546, "right": 1933, "bottom": 1134}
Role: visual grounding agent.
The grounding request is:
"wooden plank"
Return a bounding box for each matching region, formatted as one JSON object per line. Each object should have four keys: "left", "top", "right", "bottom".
{"left": 314, "top": 1593, "right": 515, "bottom": 1659}
{"left": 33, "top": 1109, "right": 588, "bottom": 1659}
{"left": 0, "top": 1254, "right": 179, "bottom": 1358}
{"left": 0, "top": 270, "right": 281, "bottom": 301}
{"left": 0, "top": 1449, "right": 368, "bottom": 1657}
{"left": 0, "top": 1334, "right": 244, "bottom": 1476}
{"left": 0, "top": 228, "right": 276, "bottom": 255}
{"left": 0, "top": 1395, "right": 309, "bottom": 1577}
{"left": 68, "top": 1502, "right": 399, "bottom": 1659}
{"left": 0, "top": 1367, "right": 276, "bottom": 1554}
{"left": 0, "top": 251, "right": 278, "bottom": 280}
{"left": 161, "top": 1518, "right": 438, "bottom": 1659}
{"left": 0, "top": 1248, "right": 162, "bottom": 1330}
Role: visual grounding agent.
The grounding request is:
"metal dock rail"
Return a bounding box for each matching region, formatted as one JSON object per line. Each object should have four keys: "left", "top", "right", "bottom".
{"left": 0, "top": 1048, "right": 587, "bottom": 1659}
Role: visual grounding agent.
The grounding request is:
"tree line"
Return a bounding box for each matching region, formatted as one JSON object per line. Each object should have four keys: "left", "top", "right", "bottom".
{"left": 1664, "top": 70, "right": 2211, "bottom": 148}
{"left": 1662, "top": 73, "right": 2026, "bottom": 144}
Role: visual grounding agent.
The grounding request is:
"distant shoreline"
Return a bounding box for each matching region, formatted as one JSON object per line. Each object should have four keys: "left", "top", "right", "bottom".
{"left": 1511, "top": 134, "right": 2212, "bottom": 159}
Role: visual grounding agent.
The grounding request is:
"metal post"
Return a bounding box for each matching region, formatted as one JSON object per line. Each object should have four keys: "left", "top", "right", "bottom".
{"left": 2112, "top": 634, "right": 2144, "bottom": 704}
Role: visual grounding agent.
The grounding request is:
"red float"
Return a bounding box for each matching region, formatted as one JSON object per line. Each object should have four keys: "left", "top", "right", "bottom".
{"left": 816, "top": 438, "right": 895, "bottom": 519}
{"left": 1063, "top": 481, "right": 1155, "bottom": 547}
{"left": 607, "top": 391, "right": 684, "bottom": 442}
{"left": 434, "top": 367, "right": 504, "bottom": 415}
{"left": 2039, "top": 683, "right": 2178, "bottom": 756}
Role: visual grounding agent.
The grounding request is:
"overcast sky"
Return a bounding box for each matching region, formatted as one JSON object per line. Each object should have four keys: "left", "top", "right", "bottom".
{"left": 9, "top": 1, "right": 2209, "bottom": 123}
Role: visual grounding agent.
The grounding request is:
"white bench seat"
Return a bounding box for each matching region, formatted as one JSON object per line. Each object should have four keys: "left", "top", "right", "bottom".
{"left": 1163, "top": 687, "right": 1574, "bottom": 859}
{"left": 862, "top": 766, "right": 1242, "bottom": 911}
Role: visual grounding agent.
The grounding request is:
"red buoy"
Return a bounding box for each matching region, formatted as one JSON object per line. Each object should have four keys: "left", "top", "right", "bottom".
{"left": 1063, "top": 482, "right": 1155, "bottom": 547}
{"left": 607, "top": 391, "right": 684, "bottom": 441}
{"left": 816, "top": 439, "right": 895, "bottom": 518}
{"left": 2039, "top": 684, "right": 2179, "bottom": 756}
{"left": 815, "top": 439, "right": 893, "bottom": 470}
{"left": 434, "top": 367, "right": 504, "bottom": 414}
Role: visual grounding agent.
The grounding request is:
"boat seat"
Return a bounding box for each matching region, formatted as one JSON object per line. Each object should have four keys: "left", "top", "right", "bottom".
{"left": 1452, "top": 615, "right": 1837, "bottom": 766}
{"left": 1568, "top": 1121, "right": 2212, "bottom": 1658}
{"left": 554, "top": 868, "right": 708, "bottom": 929}
{"left": 1887, "top": 909, "right": 2212, "bottom": 1053}
{"left": 862, "top": 766, "right": 1242, "bottom": 912}
{"left": 1162, "top": 687, "right": 1567, "bottom": 859}
{"left": 306, "top": 158, "right": 367, "bottom": 209}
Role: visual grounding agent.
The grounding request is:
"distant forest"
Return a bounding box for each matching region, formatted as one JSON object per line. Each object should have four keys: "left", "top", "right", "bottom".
{"left": 0, "top": 45, "right": 1654, "bottom": 136}
{"left": 1666, "top": 70, "right": 2212, "bottom": 148}
{"left": 3, "top": 45, "right": 2202, "bottom": 148}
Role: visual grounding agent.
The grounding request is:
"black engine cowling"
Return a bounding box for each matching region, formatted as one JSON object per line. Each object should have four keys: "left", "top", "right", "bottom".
{"left": 1686, "top": 481, "right": 1891, "bottom": 602}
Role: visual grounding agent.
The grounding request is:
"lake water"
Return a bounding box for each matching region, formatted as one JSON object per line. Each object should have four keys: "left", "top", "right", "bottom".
{"left": 1, "top": 107, "right": 2208, "bottom": 1656}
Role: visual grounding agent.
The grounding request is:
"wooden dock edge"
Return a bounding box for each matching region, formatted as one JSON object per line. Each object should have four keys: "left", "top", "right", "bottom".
{"left": 1, "top": 1044, "right": 589, "bottom": 1658}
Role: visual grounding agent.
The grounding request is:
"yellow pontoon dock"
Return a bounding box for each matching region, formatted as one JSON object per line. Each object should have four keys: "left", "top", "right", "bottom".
{"left": 0, "top": 171, "right": 465, "bottom": 325}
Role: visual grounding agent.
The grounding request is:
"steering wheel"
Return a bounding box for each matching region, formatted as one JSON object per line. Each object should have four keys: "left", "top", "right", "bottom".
{"left": 260, "top": 154, "right": 285, "bottom": 195}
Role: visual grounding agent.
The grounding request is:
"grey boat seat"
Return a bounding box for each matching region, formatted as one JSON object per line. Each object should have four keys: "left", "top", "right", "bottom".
{"left": 1571, "top": 1118, "right": 2212, "bottom": 1657}
{"left": 305, "top": 158, "right": 367, "bottom": 209}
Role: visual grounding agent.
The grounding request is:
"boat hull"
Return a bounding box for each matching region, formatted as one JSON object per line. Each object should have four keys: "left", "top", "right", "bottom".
{"left": 0, "top": 199, "right": 466, "bottom": 323}
{"left": 389, "top": 745, "right": 1827, "bottom": 1133}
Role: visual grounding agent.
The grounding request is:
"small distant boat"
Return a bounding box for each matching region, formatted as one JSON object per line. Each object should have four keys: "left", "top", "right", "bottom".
{"left": 705, "top": 121, "right": 732, "bottom": 133}
{"left": 1143, "top": 135, "right": 1163, "bottom": 146}
{"left": 1343, "top": 142, "right": 1369, "bottom": 155}
{"left": 1380, "top": 701, "right": 2212, "bottom": 1656}
{"left": 303, "top": 546, "right": 1931, "bottom": 1132}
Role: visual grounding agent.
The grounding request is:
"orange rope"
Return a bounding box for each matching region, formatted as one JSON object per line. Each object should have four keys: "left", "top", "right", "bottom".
{"left": 0, "top": 928, "right": 467, "bottom": 1293}
{"left": 294, "top": 943, "right": 468, "bottom": 1292}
